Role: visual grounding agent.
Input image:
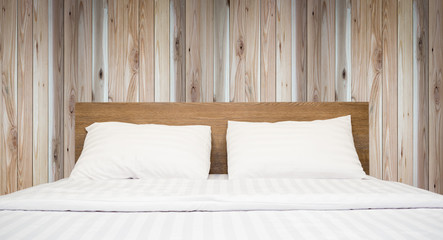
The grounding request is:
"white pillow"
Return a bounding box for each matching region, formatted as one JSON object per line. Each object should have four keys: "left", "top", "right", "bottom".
{"left": 70, "top": 122, "right": 212, "bottom": 180}
{"left": 227, "top": 116, "right": 366, "bottom": 179}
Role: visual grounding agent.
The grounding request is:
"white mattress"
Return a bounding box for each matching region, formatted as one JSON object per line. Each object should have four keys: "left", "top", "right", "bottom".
{"left": 1, "top": 176, "right": 443, "bottom": 239}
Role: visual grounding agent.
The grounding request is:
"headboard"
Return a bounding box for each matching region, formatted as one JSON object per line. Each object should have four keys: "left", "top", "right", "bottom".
{"left": 75, "top": 102, "right": 369, "bottom": 174}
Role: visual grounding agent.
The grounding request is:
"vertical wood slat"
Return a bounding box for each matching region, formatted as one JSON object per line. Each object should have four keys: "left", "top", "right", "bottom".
{"left": 413, "top": 0, "right": 429, "bottom": 189}
{"left": 0, "top": 0, "right": 3, "bottom": 194}
{"left": 352, "top": 0, "right": 383, "bottom": 179}
{"left": 50, "top": 0, "right": 64, "bottom": 181}
{"left": 307, "top": 0, "right": 335, "bottom": 102}
{"left": 92, "top": 0, "right": 108, "bottom": 102}
{"left": 294, "top": 0, "right": 307, "bottom": 101}
{"left": 77, "top": 0, "right": 92, "bottom": 102}
{"left": 33, "top": 0, "right": 48, "bottom": 185}
{"left": 108, "top": 0, "right": 124, "bottom": 101}
{"left": 260, "top": 0, "right": 276, "bottom": 102}
{"left": 155, "top": 0, "right": 170, "bottom": 102}
{"left": 140, "top": 0, "right": 155, "bottom": 102}
{"left": 382, "top": 0, "right": 398, "bottom": 181}
{"left": 1, "top": 0, "right": 18, "bottom": 194}
{"left": 214, "top": 0, "right": 229, "bottom": 102}
{"left": 276, "top": 0, "right": 292, "bottom": 102}
{"left": 186, "top": 0, "right": 214, "bottom": 102}
{"left": 244, "top": 0, "right": 259, "bottom": 102}
{"left": 17, "top": 0, "right": 33, "bottom": 190}
{"left": 230, "top": 0, "right": 246, "bottom": 102}
{"left": 398, "top": 0, "right": 413, "bottom": 185}
{"left": 123, "top": 0, "right": 139, "bottom": 102}
{"left": 335, "top": 0, "right": 351, "bottom": 101}
{"left": 429, "top": 0, "right": 443, "bottom": 193}
{"left": 171, "top": 0, "right": 186, "bottom": 102}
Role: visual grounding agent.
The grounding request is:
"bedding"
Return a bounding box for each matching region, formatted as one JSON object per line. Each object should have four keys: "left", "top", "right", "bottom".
{"left": 1, "top": 176, "right": 443, "bottom": 239}
{"left": 227, "top": 116, "right": 366, "bottom": 179}
{"left": 70, "top": 122, "right": 212, "bottom": 180}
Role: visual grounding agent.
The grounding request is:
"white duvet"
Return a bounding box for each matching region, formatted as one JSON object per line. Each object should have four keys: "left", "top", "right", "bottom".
{"left": 1, "top": 177, "right": 443, "bottom": 212}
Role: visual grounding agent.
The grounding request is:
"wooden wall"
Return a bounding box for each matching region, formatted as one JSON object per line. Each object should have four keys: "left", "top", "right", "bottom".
{"left": 0, "top": 0, "right": 442, "bottom": 194}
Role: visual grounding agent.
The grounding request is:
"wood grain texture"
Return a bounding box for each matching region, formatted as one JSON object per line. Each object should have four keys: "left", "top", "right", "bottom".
{"left": 0, "top": 0, "right": 3, "bottom": 193}
{"left": 244, "top": 0, "right": 260, "bottom": 102}
{"left": 413, "top": 0, "right": 428, "bottom": 189}
{"left": 335, "top": 0, "right": 351, "bottom": 101}
{"left": 307, "top": 0, "right": 335, "bottom": 102}
{"left": 33, "top": 0, "right": 48, "bottom": 185}
{"left": 155, "top": 0, "right": 170, "bottom": 102}
{"left": 77, "top": 0, "right": 92, "bottom": 102}
{"left": 398, "top": 0, "right": 413, "bottom": 185}
{"left": 276, "top": 0, "right": 291, "bottom": 102}
{"left": 76, "top": 102, "right": 370, "bottom": 175}
{"left": 260, "top": 0, "right": 276, "bottom": 102}
{"left": 17, "top": 0, "right": 33, "bottom": 190}
{"left": 171, "top": 0, "right": 186, "bottom": 102}
{"left": 51, "top": 0, "right": 64, "bottom": 181}
{"left": 92, "top": 0, "right": 108, "bottom": 102}
{"left": 382, "top": 0, "right": 398, "bottom": 181}
{"left": 63, "top": 0, "right": 77, "bottom": 177}
{"left": 123, "top": 0, "right": 139, "bottom": 102}
{"left": 108, "top": 0, "right": 125, "bottom": 101}
{"left": 351, "top": 0, "right": 383, "bottom": 179}
{"left": 140, "top": 0, "right": 155, "bottom": 102}
{"left": 294, "top": 0, "right": 307, "bottom": 101}
{"left": 214, "top": 0, "right": 230, "bottom": 102}
{"left": 429, "top": 0, "right": 443, "bottom": 193}
{"left": 230, "top": 0, "right": 245, "bottom": 102}
{"left": 186, "top": 0, "right": 214, "bottom": 102}
{"left": 1, "top": 0, "right": 18, "bottom": 194}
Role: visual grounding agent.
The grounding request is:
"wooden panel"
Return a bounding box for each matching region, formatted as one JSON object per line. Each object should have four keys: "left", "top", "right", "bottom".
{"left": 382, "top": 0, "right": 398, "bottom": 181}
{"left": 51, "top": 0, "right": 64, "bottom": 181}
{"left": 398, "top": 0, "right": 413, "bottom": 185}
{"left": 33, "top": 0, "right": 48, "bottom": 185}
{"left": 17, "top": 0, "right": 33, "bottom": 190}
{"left": 429, "top": 0, "right": 443, "bottom": 193}
{"left": 171, "top": 0, "right": 186, "bottom": 102}
{"left": 260, "top": 0, "right": 276, "bottom": 102}
{"left": 108, "top": 0, "right": 124, "bottom": 101}
{"left": 123, "top": 0, "right": 139, "bottom": 102}
{"left": 64, "top": 0, "right": 77, "bottom": 177}
{"left": 335, "top": 0, "right": 351, "bottom": 101}
{"left": 307, "top": 0, "right": 335, "bottom": 102}
{"left": 229, "top": 0, "right": 245, "bottom": 102}
{"left": 186, "top": 0, "right": 214, "bottom": 102}
{"left": 294, "top": 0, "right": 307, "bottom": 101}
{"left": 413, "top": 0, "right": 428, "bottom": 189}
{"left": 155, "top": 0, "right": 170, "bottom": 102}
{"left": 276, "top": 0, "right": 291, "bottom": 102}
{"left": 1, "top": 0, "right": 18, "bottom": 194}
{"left": 92, "top": 0, "right": 108, "bottom": 102}
{"left": 352, "top": 0, "right": 383, "bottom": 179}
{"left": 76, "top": 102, "right": 370, "bottom": 175}
{"left": 77, "top": 0, "right": 92, "bottom": 102}
{"left": 0, "top": 0, "right": 2, "bottom": 193}
{"left": 140, "top": 0, "right": 155, "bottom": 102}
{"left": 244, "top": 0, "right": 259, "bottom": 102}
{"left": 214, "top": 0, "right": 230, "bottom": 102}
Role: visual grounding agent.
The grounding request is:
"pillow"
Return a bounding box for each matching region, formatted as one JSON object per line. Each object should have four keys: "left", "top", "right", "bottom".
{"left": 227, "top": 116, "right": 366, "bottom": 179}
{"left": 70, "top": 122, "right": 211, "bottom": 180}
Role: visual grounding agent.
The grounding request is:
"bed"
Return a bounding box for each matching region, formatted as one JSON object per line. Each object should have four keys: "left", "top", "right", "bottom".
{"left": 0, "top": 102, "right": 442, "bottom": 239}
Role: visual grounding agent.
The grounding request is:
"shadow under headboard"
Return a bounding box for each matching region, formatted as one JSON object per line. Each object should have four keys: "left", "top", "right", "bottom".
{"left": 75, "top": 102, "right": 369, "bottom": 174}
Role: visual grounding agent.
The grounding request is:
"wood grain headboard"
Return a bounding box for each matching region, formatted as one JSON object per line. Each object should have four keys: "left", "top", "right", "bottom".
{"left": 75, "top": 102, "right": 369, "bottom": 174}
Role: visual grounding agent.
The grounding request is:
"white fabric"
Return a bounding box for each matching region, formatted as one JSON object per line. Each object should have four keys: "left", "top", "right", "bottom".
{"left": 227, "top": 116, "right": 366, "bottom": 179}
{"left": 1, "top": 178, "right": 442, "bottom": 212}
{"left": 70, "top": 122, "right": 212, "bottom": 180}
{"left": 1, "top": 178, "right": 443, "bottom": 239}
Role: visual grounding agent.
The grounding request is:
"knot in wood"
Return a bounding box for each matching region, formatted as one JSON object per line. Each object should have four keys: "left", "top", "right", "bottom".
{"left": 236, "top": 39, "right": 244, "bottom": 56}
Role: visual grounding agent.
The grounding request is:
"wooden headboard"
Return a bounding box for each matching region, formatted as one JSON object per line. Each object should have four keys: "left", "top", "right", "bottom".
{"left": 75, "top": 102, "right": 369, "bottom": 174}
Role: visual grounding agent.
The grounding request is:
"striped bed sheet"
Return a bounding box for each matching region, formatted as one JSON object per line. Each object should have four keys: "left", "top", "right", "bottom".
{"left": 1, "top": 176, "right": 443, "bottom": 239}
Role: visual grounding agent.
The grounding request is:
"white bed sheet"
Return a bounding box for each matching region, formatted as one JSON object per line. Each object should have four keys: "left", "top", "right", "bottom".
{"left": 1, "top": 176, "right": 443, "bottom": 239}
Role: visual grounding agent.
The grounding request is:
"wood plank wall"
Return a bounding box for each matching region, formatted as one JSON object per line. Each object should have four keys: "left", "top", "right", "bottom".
{"left": 0, "top": 0, "right": 442, "bottom": 195}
